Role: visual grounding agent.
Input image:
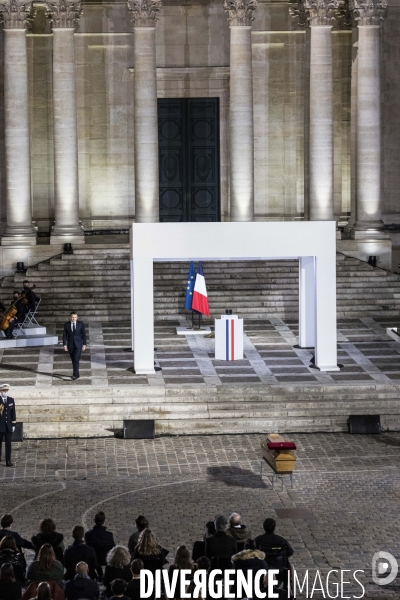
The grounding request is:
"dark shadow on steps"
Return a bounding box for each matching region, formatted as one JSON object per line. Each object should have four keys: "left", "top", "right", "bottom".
{"left": 0, "top": 363, "right": 69, "bottom": 380}
{"left": 207, "top": 466, "right": 268, "bottom": 489}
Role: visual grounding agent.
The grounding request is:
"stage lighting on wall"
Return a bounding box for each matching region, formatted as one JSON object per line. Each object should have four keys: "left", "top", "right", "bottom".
{"left": 64, "top": 243, "right": 73, "bottom": 255}
{"left": 16, "top": 262, "right": 25, "bottom": 273}
{"left": 368, "top": 255, "right": 377, "bottom": 267}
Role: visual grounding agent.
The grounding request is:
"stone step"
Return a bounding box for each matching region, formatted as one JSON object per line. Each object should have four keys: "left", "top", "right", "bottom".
{"left": 42, "top": 260, "right": 379, "bottom": 273}
{"left": 14, "top": 383, "right": 400, "bottom": 437}
{"left": 6, "top": 248, "right": 400, "bottom": 324}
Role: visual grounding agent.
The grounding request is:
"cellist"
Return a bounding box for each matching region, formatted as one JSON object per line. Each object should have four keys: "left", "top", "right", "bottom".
{"left": 5, "top": 293, "right": 28, "bottom": 339}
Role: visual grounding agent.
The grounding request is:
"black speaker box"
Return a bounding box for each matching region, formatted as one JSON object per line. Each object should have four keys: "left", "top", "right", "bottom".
{"left": 11, "top": 422, "right": 23, "bottom": 443}
{"left": 123, "top": 419, "right": 155, "bottom": 439}
{"left": 348, "top": 415, "right": 381, "bottom": 434}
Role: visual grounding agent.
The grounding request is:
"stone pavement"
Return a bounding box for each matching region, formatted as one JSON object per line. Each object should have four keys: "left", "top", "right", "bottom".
{"left": 1, "top": 432, "right": 400, "bottom": 598}
{"left": 0, "top": 317, "right": 399, "bottom": 387}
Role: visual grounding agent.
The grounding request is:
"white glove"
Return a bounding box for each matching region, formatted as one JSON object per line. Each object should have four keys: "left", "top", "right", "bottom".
{"left": 12, "top": 426, "right": 15, "bottom": 433}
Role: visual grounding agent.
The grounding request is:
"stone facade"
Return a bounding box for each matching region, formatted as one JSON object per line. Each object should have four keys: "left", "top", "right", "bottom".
{"left": 0, "top": 0, "right": 398, "bottom": 239}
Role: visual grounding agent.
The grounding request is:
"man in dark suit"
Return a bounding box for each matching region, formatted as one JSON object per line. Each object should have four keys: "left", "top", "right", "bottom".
{"left": 0, "top": 383, "right": 16, "bottom": 467}
{"left": 64, "top": 525, "right": 98, "bottom": 581}
{"left": 63, "top": 312, "right": 87, "bottom": 380}
{"left": 254, "top": 518, "right": 294, "bottom": 558}
{"left": 21, "top": 280, "right": 37, "bottom": 312}
{"left": 205, "top": 515, "right": 237, "bottom": 560}
{"left": 0, "top": 513, "right": 34, "bottom": 550}
{"left": 85, "top": 511, "right": 115, "bottom": 580}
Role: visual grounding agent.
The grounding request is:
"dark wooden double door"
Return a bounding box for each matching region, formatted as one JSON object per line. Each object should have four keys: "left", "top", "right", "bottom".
{"left": 158, "top": 98, "right": 220, "bottom": 222}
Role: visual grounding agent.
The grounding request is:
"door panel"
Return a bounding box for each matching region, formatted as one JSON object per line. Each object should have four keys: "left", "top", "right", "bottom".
{"left": 158, "top": 98, "right": 220, "bottom": 222}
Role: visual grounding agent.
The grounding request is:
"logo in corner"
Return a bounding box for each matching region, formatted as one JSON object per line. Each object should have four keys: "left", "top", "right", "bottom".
{"left": 372, "top": 551, "right": 398, "bottom": 586}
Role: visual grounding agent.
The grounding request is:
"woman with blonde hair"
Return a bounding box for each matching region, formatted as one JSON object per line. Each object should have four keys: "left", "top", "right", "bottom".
{"left": 103, "top": 545, "right": 132, "bottom": 598}
{"left": 26, "top": 544, "right": 63, "bottom": 585}
{"left": 131, "top": 529, "right": 168, "bottom": 573}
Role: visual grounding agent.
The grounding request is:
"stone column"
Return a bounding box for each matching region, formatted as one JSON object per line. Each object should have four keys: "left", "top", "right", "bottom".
{"left": 344, "top": 25, "right": 358, "bottom": 233}
{"left": 350, "top": 0, "right": 387, "bottom": 238}
{"left": 47, "top": 0, "right": 84, "bottom": 244}
{"left": 223, "top": 0, "right": 257, "bottom": 222}
{"left": 128, "top": 0, "right": 161, "bottom": 223}
{"left": 303, "top": 0, "right": 338, "bottom": 221}
{"left": 0, "top": 0, "right": 36, "bottom": 245}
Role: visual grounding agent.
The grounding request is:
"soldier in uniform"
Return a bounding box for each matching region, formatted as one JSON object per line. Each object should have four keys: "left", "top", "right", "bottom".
{"left": 0, "top": 383, "right": 16, "bottom": 467}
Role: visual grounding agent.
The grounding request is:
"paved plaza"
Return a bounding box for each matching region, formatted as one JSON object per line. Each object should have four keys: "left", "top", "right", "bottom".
{"left": 0, "top": 317, "right": 400, "bottom": 387}
{"left": 1, "top": 432, "right": 400, "bottom": 598}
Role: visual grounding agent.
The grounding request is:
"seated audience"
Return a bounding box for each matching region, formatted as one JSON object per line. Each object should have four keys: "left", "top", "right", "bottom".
{"left": 31, "top": 520, "right": 64, "bottom": 565}
{"left": 128, "top": 516, "right": 148, "bottom": 555}
{"left": 124, "top": 559, "right": 144, "bottom": 600}
{"left": 131, "top": 529, "right": 168, "bottom": 572}
{"left": 203, "top": 521, "right": 215, "bottom": 541}
{"left": 0, "top": 514, "right": 34, "bottom": 552}
{"left": 0, "top": 562, "right": 22, "bottom": 600}
{"left": 103, "top": 546, "right": 132, "bottom": 599}
{"left": 26, "top": 544, "right": 64, "bottom": 585}
{"left": 255, "top": 519, "right": 293, "bottom": 589}
{"left": 205, "top": 516, "right": 237, "bottom": 560}
{"left": 168, "top": 545, "right": 194, "bottom": 600}
{"left": 194, "top": 557, "right": 211, "bottom": 600}
{"left": 0, "top": 536, "right": 25, "bottom": 583}
{"left": 110, "top": 578, "right": 131, "bottom": 600}
{"left": 65, "top": 561, "right": 99, "bottom": 600}
{"left": 254, "top": 518, "right": 294, "bottom": 558}
{"left": 231, "top": 539, "right": 268, "bottom": 582}
{"left": 227, "top": 512, "right": 252, "bottom": 542}
{"left": 85, "top": 511, "right": 115, "bottom": 579}
{"left": 64, "top": 525, "right": 97, "bottom": 581}
{"left": 28, "top": 581, "right": 52, "bottom": 600}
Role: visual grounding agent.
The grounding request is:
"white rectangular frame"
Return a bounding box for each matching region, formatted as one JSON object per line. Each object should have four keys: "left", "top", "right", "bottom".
{"left": 130, "top": 222, "right": 339, "bottom": 374}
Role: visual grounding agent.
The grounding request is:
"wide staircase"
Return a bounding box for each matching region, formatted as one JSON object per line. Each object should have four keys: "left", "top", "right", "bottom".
{"left": 3, "top": 245, "right": 400, "bottom": 437}
{"left": 1, "top": 245, "right": 400, "bottom": 322}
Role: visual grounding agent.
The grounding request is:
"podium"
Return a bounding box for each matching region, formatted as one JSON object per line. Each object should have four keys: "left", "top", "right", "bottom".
{"left": 215, "top": 315, "right": 243, "bottom": 360}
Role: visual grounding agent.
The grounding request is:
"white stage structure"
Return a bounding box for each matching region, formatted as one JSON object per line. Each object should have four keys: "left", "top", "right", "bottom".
{"left": 130, "top": 222, "right": 339, "bottom": 374}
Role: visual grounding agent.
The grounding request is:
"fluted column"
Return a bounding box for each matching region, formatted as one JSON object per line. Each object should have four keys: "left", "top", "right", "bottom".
{"left": 46, "top": 0, "right": 84, "bottom": 244}
{"left": 128, "top": 0, "right": 161, "bottom": 223}
{"left": 0, "top": 0, "right": 36, "bottom": 245}
{"left": 223, "top": 0, "right": 257, "bottom": 222}
{"left": 350, "top": 0, "right": 387, "bottom": 238}
{"left": 303, "top": 0, "right": 338, "bottom": 221}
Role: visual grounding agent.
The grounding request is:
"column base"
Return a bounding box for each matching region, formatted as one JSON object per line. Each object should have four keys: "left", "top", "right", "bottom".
{"left": 337, "top": 238, "right": 392, "bottom": 271}
{"left": 50, "top": 224, "right": 85, "bottom": 246}
{"left": 350, "top": 221, "right": 388, "bottom": 240}
{"left": 1, "top": 225, "right": 37, "bottom": 246}
{"left": 343, "top": 220, "right": 355, "bottom": 235}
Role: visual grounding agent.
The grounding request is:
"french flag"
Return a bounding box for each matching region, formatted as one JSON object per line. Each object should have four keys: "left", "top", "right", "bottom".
{"left": 191, "top": 261, "right": 210, "bottom": 317}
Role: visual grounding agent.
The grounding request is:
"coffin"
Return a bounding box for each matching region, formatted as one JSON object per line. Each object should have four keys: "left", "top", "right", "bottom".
{"left": 261, "top": 433, "right": 297, "bottom": 474}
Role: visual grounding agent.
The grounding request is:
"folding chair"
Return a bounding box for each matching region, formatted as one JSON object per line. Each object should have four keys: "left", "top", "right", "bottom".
{"left": 258, "top": 543, "right": 289, "bottom": 588}
{"left": 14, "top": 297, "right": 41, "bottom": 337}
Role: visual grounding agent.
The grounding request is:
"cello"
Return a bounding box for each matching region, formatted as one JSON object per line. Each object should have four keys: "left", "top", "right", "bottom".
{"left": 0, "top": 294, "right": 28, "bottom": 331}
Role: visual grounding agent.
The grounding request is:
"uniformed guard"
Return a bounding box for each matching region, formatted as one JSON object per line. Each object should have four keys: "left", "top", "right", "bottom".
{"left": 0, "top": 383, "right": 16, "bottom": 467}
